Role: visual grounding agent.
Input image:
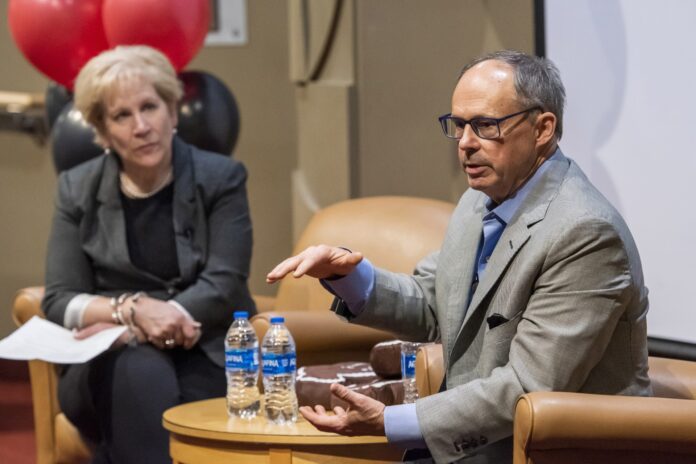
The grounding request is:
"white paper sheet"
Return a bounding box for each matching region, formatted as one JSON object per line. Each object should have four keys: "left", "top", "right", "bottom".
{"left": 0, "top": 316, "right": 127, "bottom": 363}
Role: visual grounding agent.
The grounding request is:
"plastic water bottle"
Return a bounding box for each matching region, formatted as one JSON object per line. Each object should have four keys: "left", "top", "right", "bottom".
{"left": 401, "top": 341, "right": 420, "bottom": 404}
{"left": 225, "top": 311, "right": 260, "bottom": 419}
{"left": 261, "top": 317, "right": 298, "bottom": 424}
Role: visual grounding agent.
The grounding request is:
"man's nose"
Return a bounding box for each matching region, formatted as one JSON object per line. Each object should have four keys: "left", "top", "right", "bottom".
{"left": 457, "top": 124, "right": 480, "bottom": 155}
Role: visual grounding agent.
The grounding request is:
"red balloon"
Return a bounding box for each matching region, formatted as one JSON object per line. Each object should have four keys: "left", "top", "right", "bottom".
{"left": 8, "top": 0, "right": 109, "bottom": 90}
{"left": 102, "top": 0, "right": 210, "bottom": 70}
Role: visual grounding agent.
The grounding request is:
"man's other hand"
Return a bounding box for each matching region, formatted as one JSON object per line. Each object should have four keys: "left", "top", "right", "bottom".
{"left": 266, "top": 245, "right": 363, "bottom": 283}
{"left": 299, "top": 383, "right": 386, "bottom": 436}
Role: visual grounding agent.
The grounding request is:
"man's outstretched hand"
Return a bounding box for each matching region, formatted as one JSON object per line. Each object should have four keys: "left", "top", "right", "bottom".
{"left": 266, "top": 245, "right": 363, "bottom": 283}
{"left": 299, "top": 383, "right": 386, "bottom": 436}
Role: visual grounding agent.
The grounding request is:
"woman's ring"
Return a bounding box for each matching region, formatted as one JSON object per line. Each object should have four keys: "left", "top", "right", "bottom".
{"left": 164, "top": 338, "right": 175, "bottom": 347}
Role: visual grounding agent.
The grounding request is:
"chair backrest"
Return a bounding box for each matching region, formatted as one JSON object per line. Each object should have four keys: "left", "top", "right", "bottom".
{"left": 274, "top": 196, "right": 455, "bottom": 312}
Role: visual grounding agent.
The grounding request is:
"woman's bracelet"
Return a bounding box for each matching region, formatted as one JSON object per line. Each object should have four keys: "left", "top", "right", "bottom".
{"left": 110, "top": 292, "right": 132, "bottom": 325}
{"left": 127, "top": 292, "right": 145, "bottom": 326}
{"left": 109, "top": 297, "right": 120, "bottom": 324}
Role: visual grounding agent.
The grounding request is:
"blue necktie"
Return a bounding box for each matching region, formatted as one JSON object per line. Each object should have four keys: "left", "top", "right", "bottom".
{"left": 470, "top": 211, "right": 506, "bottom": 302}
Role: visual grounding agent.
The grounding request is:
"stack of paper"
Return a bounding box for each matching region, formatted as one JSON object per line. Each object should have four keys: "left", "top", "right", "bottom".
{"left": 0, "top": 316, "right": 126, "bottom": 363}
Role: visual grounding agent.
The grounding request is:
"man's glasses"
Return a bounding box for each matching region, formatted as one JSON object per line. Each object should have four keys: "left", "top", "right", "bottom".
{"left": 438, "top": 107, "right": 541, "bottom": 140}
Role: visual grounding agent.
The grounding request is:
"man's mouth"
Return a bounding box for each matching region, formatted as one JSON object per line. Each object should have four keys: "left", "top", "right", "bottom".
{"left": 464, "top": 163, "right": 488, "bottom": 176}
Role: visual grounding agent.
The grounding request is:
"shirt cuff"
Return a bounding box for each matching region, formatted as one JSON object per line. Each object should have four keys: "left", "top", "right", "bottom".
{"left": 384, "top": 403, "right": 427, "bottom": 449}
{"left": 321, "top": 258, "right": 375, "bottom": 316}
{"left": 64, "top": 293, "right": 98, "bottom": 329}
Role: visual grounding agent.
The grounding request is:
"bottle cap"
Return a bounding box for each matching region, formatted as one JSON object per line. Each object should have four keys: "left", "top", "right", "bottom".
{"left": 270, "top": 316, "right": 285, "bottom": 324}
{"left": 233, "top": 311, "right": 249, "bottom": 319}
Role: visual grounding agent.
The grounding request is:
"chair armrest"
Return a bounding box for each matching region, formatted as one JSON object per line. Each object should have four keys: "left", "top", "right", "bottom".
{"left": 12, "top": 286, "right": 46, "bottom": 326}
{"left": 250, "top": 311, "right": 393, "bottom": 366}
{"left": 415, "top": 343, "right": 444, "bottom": 398}
{"left": 514, "top": 392, "right": 696, "bottom": 464}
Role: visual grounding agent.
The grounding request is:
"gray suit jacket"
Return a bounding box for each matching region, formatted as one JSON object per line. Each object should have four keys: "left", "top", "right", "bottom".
{"left": 42, "top": 137, "right": 255, "bottom": 367}
{"left": 348, "top": 153, "right": 651, "bottom": 463}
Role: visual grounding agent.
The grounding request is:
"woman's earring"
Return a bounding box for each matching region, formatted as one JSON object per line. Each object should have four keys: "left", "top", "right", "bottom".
{"left": 172, "top": 127, "right": 178, "bottom": 135}
{"left": 104, "top": 147, "right": 111, "bottom": 155}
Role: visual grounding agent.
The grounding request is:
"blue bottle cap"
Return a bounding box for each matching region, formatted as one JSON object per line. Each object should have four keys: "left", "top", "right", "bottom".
{"left": 234, "top": 311, "right": 249, "bottom": 319}
{"left": 270, "top": 316, "right": 285, "bottom": 324}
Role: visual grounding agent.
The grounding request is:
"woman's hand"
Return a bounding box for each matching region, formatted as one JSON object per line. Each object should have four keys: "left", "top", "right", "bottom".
{"left": 124, "top": 296, "right": 201, "bottom": 350}
{"left": 74, "top": 322, "right": 146, "bottom": 347}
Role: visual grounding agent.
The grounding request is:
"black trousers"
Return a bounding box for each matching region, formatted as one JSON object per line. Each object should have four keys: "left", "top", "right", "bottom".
{"left": 58, "top": 343, "right": 225, "bottom": 464}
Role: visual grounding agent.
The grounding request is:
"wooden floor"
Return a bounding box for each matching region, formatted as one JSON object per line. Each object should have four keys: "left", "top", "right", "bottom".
{"left": 0, "top": 360, "right": 36, "bottom": 464}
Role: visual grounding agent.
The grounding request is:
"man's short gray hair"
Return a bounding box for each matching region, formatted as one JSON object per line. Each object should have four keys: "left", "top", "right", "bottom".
{"left": 460, "top": 50, "right": 566, "bottom": 140}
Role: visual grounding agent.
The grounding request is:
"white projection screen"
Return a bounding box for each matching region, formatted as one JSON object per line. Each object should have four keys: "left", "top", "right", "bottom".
{"left": 544, "top": 0, "right": 696, "bottom": 344}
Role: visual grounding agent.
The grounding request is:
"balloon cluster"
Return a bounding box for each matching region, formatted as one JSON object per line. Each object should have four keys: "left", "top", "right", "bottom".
{"left": 8, "top": 0, "right": 210, "bottom": 90}
{"left": 8, "top": 0, "right": 241, "bottom": 172}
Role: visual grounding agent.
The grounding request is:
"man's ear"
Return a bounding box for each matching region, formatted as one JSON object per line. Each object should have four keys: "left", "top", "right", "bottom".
{"left": 535, "top": 112, "right": 557, "bottom": 146}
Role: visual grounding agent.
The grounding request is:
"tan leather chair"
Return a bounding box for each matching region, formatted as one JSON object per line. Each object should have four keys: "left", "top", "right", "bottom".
{"left": 14, "top": 195, "right": 454, "bottom": 464}
{"left": 415, "top": 343, "right": 696, "bottom": 464}
{"left": 12, "top": 287, "right": 92, "bottom": 464}
{"left": 251, "top": 195, "right": 455, "bottom": 367}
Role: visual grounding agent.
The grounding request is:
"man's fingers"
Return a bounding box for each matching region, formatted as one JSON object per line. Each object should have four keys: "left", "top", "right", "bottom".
{"left": 299, "top": 405, "right": 344, "bottom": 433}
{"left": 267, "top": 246, "right": 365, "bottom": 283}
{"left": 266, "top": 256, "right": 302, "bottom": 283}
{"left": 293, "top": 253, "right": 321, "bottom": 278}
{"left": 329, "top": 383, "right": 363, "bottom": 406}
{"left": 343, "top": 251, "right": 363, "bottom": 266}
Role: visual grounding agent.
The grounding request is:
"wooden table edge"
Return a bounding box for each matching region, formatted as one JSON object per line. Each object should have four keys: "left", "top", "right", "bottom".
{"left": 162, "top": 398, "right": 390, "bottom": 446}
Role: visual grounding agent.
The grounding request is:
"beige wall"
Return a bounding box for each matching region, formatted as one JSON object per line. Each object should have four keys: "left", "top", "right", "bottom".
{"left": 0, "top": 0, "right": 54, "bottom": 337}
{"left": 353, "top": 0, "right": 535, "bottom": 202}
{"left": 288, "top": 0, "right": 534, "bottom": 237}
{"left": 0, "top": 0, "right": 533, "bottom": 337}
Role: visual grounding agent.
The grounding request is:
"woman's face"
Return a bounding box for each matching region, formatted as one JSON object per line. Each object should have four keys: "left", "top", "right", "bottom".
{"left": 101, "top": 77, "right": 177, "bottom": 173}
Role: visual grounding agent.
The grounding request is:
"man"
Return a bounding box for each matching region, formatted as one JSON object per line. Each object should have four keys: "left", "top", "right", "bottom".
{"left": 267, "top": 50, "right": 651, "bottom": 464}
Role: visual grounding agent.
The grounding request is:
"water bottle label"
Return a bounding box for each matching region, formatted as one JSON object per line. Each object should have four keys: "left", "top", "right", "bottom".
{"left": 401, "top": 352, "right": 416, "bottom": 378}
{"left": 262, "top": 352, "right": 297, "bottom": 375}
{"left": 225, "top": 348, "right": 259, "bottom": 371}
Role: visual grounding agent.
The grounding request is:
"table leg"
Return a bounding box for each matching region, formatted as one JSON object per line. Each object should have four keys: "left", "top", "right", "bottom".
{"left": 269, "top": 447, "right": 292, "bottom": 464}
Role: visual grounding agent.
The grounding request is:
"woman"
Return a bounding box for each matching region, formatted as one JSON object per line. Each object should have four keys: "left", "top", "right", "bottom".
{"left": 42, "top": 45, "right": 256, "bottom": 464}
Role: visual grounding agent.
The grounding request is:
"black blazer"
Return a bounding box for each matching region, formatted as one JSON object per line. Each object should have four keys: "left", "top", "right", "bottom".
{"left": 42, "top": 137, "right": 256, "bottom": 366}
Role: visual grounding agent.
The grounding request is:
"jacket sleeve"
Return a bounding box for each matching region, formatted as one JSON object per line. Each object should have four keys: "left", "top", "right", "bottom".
{"left": 42, "top": 172, "right": 96, "bottom": 326}
{"left": 350, "top": 251, "right": 441, "bottom": 343}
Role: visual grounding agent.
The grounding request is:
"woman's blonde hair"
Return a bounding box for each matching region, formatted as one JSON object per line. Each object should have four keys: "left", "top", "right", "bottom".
{"left": 74, "top": 45, "right": 183, "bottom": 141}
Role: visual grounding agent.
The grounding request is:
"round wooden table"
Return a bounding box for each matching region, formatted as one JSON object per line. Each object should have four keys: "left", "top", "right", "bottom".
{"left": 162, "top": 398, "right": 404, "bottom": 464}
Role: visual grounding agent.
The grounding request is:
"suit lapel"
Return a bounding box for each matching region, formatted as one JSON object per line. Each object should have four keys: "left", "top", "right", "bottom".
{"left": 95, "top": 153, "right": 136, "bottom": 272}
{"left": 444, "top": 195, "right": 485, "bottom": 346}
{"left": 171, "top": 138, "right": 201, "bottom": 284}
{"left": 452, "top": 154, "right": 572, "bottom": 344}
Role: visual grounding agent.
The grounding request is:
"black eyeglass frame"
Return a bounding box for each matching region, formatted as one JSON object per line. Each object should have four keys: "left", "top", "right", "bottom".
{"left": 438, "top": 106, "right": 542, "bottom": 140}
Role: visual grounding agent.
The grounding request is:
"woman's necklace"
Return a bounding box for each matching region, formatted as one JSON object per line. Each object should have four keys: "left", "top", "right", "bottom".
{"left": 120, "top": 169, "right": 174, "bottom": 199}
